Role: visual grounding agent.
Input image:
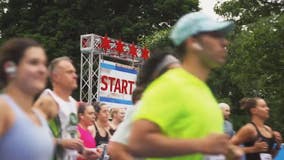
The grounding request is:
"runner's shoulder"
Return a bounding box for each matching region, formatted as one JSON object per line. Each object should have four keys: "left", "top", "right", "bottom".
{"left": 0, "top": 99, "right": 13, "bottom": 118}
{"left": 0, "top": 99, "right": 14, "bottom": 136}
{"left": 243, "top": 123, "right": 258, "bottom": 134}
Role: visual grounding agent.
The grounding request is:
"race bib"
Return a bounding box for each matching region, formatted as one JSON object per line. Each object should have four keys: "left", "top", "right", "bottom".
{"left": 204, "top": 154, "right": 225, "bottom": 160}
{"left": 260, "top": 153, "right": 272, "bottom": 160}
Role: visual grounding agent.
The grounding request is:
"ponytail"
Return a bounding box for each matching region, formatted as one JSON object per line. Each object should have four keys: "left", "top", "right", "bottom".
{"left": 240, "top": 97, "right": 261, "bottom": 115}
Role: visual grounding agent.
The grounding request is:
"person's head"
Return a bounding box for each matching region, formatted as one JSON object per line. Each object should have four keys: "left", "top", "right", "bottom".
{"left": 110, "top": 108, "right": 125, "bottom": 123}
{"left": 48, "top": 56, "right": 78, "bottom": 91}
{"left": 93, "top": 102, "right": 109, "bottom": 122}
{"left": 136, "top": 48, "right": 180, "bottom": 89}
{"left": 219, "top": 103, "right": 231, "bottom": 120}
{"left": 78, "top": 102, "right": 96, "bottom": 126}
{"left": 134, "top": 48, "right": 180, "bottom": 103}
{"left": 0, "top": 38, "right": 47, "bottom": 95}
{"left": 132, "top": 86, "right": 144, "bottom": 104}
{"left": 170, "top": 12, "right": 234, "bottom": 69}
{"left": 240, "top": 97, "right": 270, "bottom": 120}
{"left": 33, "top": 95, "right": 59, "bottom": 120}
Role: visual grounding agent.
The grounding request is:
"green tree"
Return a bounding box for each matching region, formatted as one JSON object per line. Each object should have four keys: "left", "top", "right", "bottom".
{"left": 0, "top": 0, "right": 199, "bottom": 98}
{"left": 215, "top": 0, "right": 284, "bottom": 26}
{"left": 220, "top": 15, "right": 284, "bottom": 132}
{"left": 212, "top": 0, "right": 284, "bottom": 133}
{"left": 139, "top": 28, "right": 171, "bottom": 49}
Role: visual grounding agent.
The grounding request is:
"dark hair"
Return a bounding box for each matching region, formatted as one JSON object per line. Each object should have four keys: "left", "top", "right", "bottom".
{"left": 240, "top": 97, "right": 262, "bottom": 115}
{"left": 92, "top": 101, "right": 107, "bottom": 113}
{"left": 175, "top": 42, "right": 187, "bottom": 61}
{"left": 0, "top": 38, "right": 42, "bottom": 87}
{"left": 136, "top": 47, "right": 177, "bottom": 88}
{"left": 78, "top": 102, "right": 88, "bottom": 120}
{"left": 132, "top": 86, "right": 144, "bottom": 104}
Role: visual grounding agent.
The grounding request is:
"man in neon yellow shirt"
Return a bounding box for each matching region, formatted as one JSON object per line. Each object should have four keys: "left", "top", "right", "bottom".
{"left": 129, "top": 12, "right": 243, "bottom": 160}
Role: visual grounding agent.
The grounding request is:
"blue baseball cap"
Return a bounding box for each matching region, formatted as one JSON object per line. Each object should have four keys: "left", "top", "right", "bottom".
{"left": 170, "top": 12, "right": 234, "bottom": 46}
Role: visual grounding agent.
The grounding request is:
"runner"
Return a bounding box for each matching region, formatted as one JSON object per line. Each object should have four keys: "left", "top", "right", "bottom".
{"left": 108, "top": 48, "right": 180, "bottom": 160}
{"left": 41, "top": 56, "right": 100, "bottom": 160}
{"left": 92, "top": 102, "right": 112, "bottom": 146}
{"left": 129, "top": 11, "right": 243, "bottom": 160}
{"left": 0, "top": 38, "right": 54, "bottom": 160}
{"left": 77, "top": 102, "right": 99, "bottom": 160}
{"left": 219, "top": 103, "right": 235, "bottom": 138}
{"left": 109, "top": 108, "right": 125, "bottom": 135}
{"left": 230, "top": 97, "right": 282, "bottom": 160}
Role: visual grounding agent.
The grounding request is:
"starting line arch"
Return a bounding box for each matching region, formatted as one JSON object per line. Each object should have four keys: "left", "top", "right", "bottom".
{"left": 79, "top": 34, "right": 149, "bottom": 108}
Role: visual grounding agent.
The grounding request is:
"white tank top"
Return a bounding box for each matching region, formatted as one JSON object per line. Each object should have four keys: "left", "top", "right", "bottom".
{"left": 42, "top": 89, "right": 78, "bottom": 160}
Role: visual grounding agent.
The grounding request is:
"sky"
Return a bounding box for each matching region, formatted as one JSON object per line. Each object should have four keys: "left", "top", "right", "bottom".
{"left": 199, "top": 0, "right": 226, "bottom": 20}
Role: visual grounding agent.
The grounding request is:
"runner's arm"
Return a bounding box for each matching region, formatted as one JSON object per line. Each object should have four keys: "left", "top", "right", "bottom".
{"left": 0, "top": 102, "right": 13, "bottom": 138}
{"left": 129, "top": 119, "right": 230, "bottom": 157}
{"left": 230, "top": 124, "right": 267, "bottom": 154}
{"left": 271, "top": 131, "right": 282, "bottom": 158}
{"left": 0, "top": 105, "right": 5, "bottom": 137}
{"left": 108, "top": 142, "right": 133, "bottom": 160}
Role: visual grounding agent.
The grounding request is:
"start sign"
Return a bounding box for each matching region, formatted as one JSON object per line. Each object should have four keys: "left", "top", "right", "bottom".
{"left": 98, "top": 60, "right": 137, "bottom": 108}
{"left": 101, "top": 76, "right": 135, "bottom": 95}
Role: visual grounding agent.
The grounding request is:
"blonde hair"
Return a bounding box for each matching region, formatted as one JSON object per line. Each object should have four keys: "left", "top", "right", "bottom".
{"left": 110, "top": 108, "right": 120, "bottom": 119}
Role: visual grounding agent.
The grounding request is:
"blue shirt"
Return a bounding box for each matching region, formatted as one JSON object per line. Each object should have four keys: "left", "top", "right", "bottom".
{"left": 224, "top": 120, "right": 235, "bottom": 137}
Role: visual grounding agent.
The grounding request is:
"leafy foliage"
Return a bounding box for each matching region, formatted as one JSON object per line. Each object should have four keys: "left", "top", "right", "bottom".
{"left": 211, "top": 0, "right": 284, "bottom": 133}
{"left": 215, "top": 0, "right": 284, "bottom": 25}
{"left": 0, "top": 0, "right": 198, "bottom": 98}
{"left": 139, "top": 28, "right": 171, "bottom": 50}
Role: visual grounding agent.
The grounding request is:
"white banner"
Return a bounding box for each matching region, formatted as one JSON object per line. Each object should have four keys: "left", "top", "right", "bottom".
{"left": 98, "top": 59, "right": 137, "bottom": 108}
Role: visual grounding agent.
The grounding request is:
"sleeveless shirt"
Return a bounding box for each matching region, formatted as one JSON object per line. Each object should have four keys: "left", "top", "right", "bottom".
{"left": 244, "top": 122, "right": 276, "bottom": 160}
{"left": 78, "top": 125, "right": 96, "bottom": 148}
{"left": 94, "top": 123, "right": 110, "bottom": 146}
{"left": 42, "top": 89, "right": 78, "bottom": 160}
{"left": 0, "top": 94, "right": 54, "bottom": 160}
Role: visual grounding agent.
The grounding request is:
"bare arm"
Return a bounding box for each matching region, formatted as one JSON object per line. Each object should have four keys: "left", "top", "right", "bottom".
{"left": 0, "top": 102, "right": 14, "bottom": 138}
{"left": 0, "top": 105, "right": 5, "bottom": 137}
{"left": 88, "top": 125, "right": 96, "bottom": 138}
{"left": 129, "top": 119, "right": 230, "bottom": 158}
{"left": 108, "top": 142, "right": 133, "bottom": 160}
{"left": 33, "top": 95, "right": 59, "bottom": 120}
{"left": 230, "top": 124, "right": 268, "bottom": 154}
{"left": 271, "top": 131, "right": 282, "bottom": 158}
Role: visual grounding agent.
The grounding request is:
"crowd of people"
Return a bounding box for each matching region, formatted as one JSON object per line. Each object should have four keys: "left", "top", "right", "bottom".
{"left": 0, "top": 11, "right": 282, "bottom": 160}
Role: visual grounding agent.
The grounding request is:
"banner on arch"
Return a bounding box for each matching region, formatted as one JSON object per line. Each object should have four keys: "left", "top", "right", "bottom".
{"left": 98, "top": 59, "right": 137, "bottom": 108}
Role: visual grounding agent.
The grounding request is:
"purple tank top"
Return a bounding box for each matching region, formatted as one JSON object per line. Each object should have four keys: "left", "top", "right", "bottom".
{"left": 0, "top": 94, "right": 54, "bottom": 160}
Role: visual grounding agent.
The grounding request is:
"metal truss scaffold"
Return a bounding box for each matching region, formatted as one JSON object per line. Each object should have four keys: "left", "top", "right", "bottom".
{"left": 80, "top": 51, "right": 101, "bottom": 103}
{"left": 80, "top": 34, "right": 145, "bottom": 103}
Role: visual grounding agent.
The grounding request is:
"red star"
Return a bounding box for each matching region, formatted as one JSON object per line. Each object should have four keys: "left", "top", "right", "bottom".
{"left": 82, "top": 38, "right": 89, "bottom": 48}
{"left": 100, "top": 34, "right": 111, "bottom": 52}
{"left": 128, "top": 42, "right": 137, "bottom": 58}
{"left": 115, "top": 39, "right": 124, "bottom": 54}
{"left": 141, "top": 47, "right": 150, "bottom": 60}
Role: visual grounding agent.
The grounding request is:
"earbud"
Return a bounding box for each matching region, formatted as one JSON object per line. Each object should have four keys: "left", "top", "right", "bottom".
{"left": 192, "top": 43, "right": 203, "bottom": 51}
{"left": 4, "top": 61, "right": 17, "bottom": 75}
